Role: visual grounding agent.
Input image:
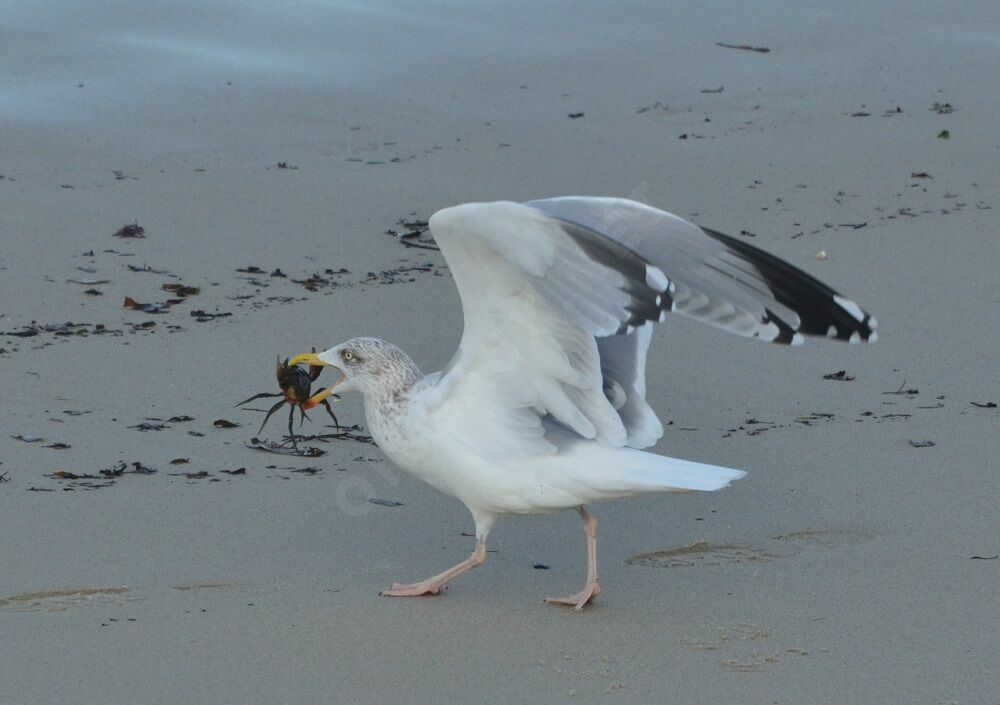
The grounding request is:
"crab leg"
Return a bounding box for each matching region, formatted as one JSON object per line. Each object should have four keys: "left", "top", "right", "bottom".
{"left": 286, "top": 405, "right": 298, "bottom": 448}
{"left": 319, "top": 398, "right": 341, "bottom": 431}
{"left": 235, "top": 391, "right": 283, "bottom": 408}
{"left": 256, "top": 399, "right": 287, "bottom": 436}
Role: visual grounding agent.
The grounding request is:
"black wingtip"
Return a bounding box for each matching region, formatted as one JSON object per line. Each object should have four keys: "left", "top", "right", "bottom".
{"left": 701, "top": 227, "right": 878, "bottom": 345}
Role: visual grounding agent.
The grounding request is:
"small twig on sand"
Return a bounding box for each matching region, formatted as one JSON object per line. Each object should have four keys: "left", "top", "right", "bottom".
{"left": 716, "top": 42, "right": 770, "bottom": 53}
{"left": 883, "top": 380, "right": 919, "bottom": 395}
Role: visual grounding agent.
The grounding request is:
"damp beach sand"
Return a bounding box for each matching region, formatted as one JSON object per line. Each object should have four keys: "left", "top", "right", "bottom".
{"left": 1, "top": 1, "right": 998, "bottom": 703}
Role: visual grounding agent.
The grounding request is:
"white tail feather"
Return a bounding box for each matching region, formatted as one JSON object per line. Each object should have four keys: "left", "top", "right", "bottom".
{"left": 542, "top": 433, "right": 747, "bottom": 501}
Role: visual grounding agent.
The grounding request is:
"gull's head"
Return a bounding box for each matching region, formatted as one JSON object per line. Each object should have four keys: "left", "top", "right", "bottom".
{"left": 289, "top": 337, "right": 420, "bottom": 405}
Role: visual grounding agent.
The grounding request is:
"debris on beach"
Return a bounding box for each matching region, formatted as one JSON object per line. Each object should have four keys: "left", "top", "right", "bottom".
{"left": 99, "top": 462, "right": 157, "bottom": 477}
{"left": 127, "top": 263, "right": 172, "bottom": 275}
{"left": 386, "top": 217, "right": 437, "bottom": 251}
{"left": 213, "top": 419, "right": 240, "bottom": 428}
{"left": 794, "top": 412, "right": 836, "bottom": 426}
{"left": 190, "top": 309, "right": 232, "bottom": 322}
{"left": 908, "top": 439, "right": 936, "bottom": 448}
{"left": 290, "top": 270, "right": 351, "bottom": 291}
{"left": 361, "top": 263, "right": 436, "bottom": 285}
{"left": 884, "top": 381, "right": 919, "bottom": 396}
{"left": 123, "top": 296, "right": 184, "bottom": 314}
{"left": 162, "top": 283, "right": 200, "bottom": 297}
{"left": 2, "top": 321, "right": 106, "bottom": 339}
{"left": 113, "top": 221, "right": 145, "bottom": 238}
{"left": 43, "top": 462, "right": 155, "bottom": 491}
{"left": 292, "top": 426, "right": 374, "bottom": 445}
{"left": 245, "top": 437, "right": 326, "bottom": 457}
{"left": 51, "top": 470, "right": 101, "bottom": 480}
{"left": 220, "top": 468, "right": 246, "bottom": 475}
{"left": 169, "top": 470, "right": 211, "bottom": 479}
{"left": 970, "top": 401, "right": 997, "bottom": 408}
{"left": 291, "top": 466, "right": 324, "bottom": 475}
{"left": 129, "top": 421, "right": 170, "bottom": 432}
{"left": 823, "top": 370, "right": 855, "bottom": 381}
{"left": 716, "top": 41, "right": 770, "bottom": 53}
{"left": 368, "top": 498, "right": 403, "bottom": 507}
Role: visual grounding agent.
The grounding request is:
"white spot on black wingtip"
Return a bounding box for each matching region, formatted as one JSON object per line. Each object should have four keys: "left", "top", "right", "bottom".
{"left": 659, "top": 310, "right": 668, "bottom": 322}
{"left": 791, "top": 333, "right": 804, "bottom": 346}
{"left": 868, "top": 331, "right": 878, "bottom": 343}
{"left": 834, "top": 294, "right": 865, "bottom": 323}
{"left": 626, "top": 324, "right": 636, "bottom": 335}
{"left": 827, "top": 325, "right": 838, "bottom": 339}
{"left": 758, "top": 321, "right": 780, "bottom": 341}
{"left": 645, "top": 265, "right": 669, "bottom": 291}
{"left": 868, "top": 316, "right": 878, "bottom": 329}
{"left": 849, "top": 331, "right": 861, "bottom": 344}
{"left": 655, "top": 294, "right": 662, "bottom": 307}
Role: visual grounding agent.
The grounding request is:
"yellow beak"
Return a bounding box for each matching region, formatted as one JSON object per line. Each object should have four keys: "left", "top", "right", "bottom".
{"left": 289, "top": 352, "right": 325, "bottom": 367}
{"left": 288, "top": 352, "right": 343, "bottom": 410}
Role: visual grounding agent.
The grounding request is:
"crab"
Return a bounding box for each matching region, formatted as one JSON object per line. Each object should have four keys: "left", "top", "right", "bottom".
{"left": 236, "top": 351, "right": 340, "bottom": 447}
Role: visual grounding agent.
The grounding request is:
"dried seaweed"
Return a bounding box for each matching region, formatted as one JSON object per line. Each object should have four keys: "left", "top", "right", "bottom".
{"left": 245, "top": 437, "right": 325, "bottom": 457}
{"left": 113, "top": 222, "right": 145, "bottom": 238}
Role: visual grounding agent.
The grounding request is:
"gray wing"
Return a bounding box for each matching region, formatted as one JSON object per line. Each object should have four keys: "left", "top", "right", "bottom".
{"left": 525, "top": 197, "right": 878, "bottom": 346}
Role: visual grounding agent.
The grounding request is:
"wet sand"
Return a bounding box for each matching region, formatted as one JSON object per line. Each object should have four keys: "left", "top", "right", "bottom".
{"left": 2, "top": 1, "right": 998, "bottom": 703}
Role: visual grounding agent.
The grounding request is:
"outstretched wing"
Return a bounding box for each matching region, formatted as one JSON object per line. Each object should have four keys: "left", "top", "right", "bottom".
{"left": 525, "top": 197, "right": 878, "bottom": 345}
{"left": 424, "top": 199, "right": 876, "bottom": 458}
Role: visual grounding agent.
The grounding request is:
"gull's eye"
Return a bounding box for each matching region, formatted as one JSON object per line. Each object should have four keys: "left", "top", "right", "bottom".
{"left": 341, "top": 349, "right": 357, "bottom": 363}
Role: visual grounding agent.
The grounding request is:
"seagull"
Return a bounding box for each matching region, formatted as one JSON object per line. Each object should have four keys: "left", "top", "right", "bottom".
{"left": 290, "top": 198, "right": 876, "bottom": 609}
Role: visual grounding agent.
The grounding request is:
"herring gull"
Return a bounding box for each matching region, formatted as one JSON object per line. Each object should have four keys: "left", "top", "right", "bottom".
{"left": 290, "top": 197, "right": 876, "bottom": 609}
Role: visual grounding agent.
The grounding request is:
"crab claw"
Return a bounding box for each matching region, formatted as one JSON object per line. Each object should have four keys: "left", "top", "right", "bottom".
{"left": 289, "top": 351, "right": 344, "bottom": 410}
{"left": 307, "top": 347, "right": 323, "bottom": 382}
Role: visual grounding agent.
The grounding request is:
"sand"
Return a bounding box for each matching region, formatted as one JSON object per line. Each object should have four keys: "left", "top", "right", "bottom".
{"left": 2, "top": 1, "right": 998, "bottom": 703}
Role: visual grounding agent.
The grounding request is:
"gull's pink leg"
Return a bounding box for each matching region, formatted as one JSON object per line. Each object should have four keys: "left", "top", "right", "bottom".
{"left": 381, "top": 539, "right": 487, "bottom": 597}
{"left": 546, "top": 506, "right": 601, "bottom": 610}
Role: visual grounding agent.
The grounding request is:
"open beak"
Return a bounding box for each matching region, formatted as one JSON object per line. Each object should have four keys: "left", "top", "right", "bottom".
{"left": 288, "top": 352, "right": 344, "bottom": 409}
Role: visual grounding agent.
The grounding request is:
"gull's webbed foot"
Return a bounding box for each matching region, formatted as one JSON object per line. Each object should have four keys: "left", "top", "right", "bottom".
{"left": 380, "top": 539, "right": 486, "bottom": 598}
{"left": 381, "top": 579, "right": 445, "bottom": 597}
{"left": 545, "top": 579, "right": 601, "bottom": 611}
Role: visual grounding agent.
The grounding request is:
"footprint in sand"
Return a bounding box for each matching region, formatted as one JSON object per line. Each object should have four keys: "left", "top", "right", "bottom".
{"left": 627, "top": 528, "right": 875, "bottom": 568}
{"left": 0, "top": 586, "right": 135, "bottom": 613}
{"left": 683, "top": 623, "right": 817, "bottom": 673}
{"left": 625, "top": 541, "right": 781, "bottom": 567}
{"left": 769, "top": 528, "right": 875, "bottom": 548}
